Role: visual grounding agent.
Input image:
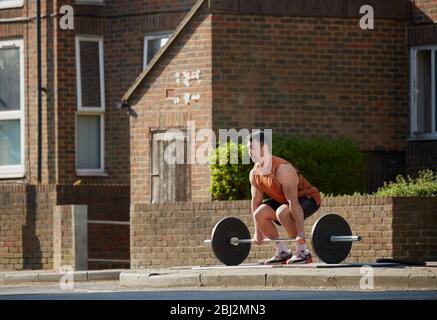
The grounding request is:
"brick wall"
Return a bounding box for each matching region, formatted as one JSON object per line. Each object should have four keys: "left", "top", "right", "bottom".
{"left": 129, "top": 2, "right": 213, "bottom": 204}
{"left": 125, "top": 1, "right": 416, "bottom": 202}
{"left": 103, "top": 1, "right": 194, "bottom": 186}
{"left": 0, "top": 0, "right": 57, "bottom": 184}
{"left": 57, "top": 1, "right": 107, "bottom": 185}
{"left": 211, "top": 13, "right": 409, "bottom": 153}
{"left": 391, "top": 197, "right": 437, "bottom": 260}
{"left": 130, "top": 196, "right": 437, "bottom": 268}
{"left": 0, "top": 185, "right": 56, "bottom": 271}
{"left": 55, "top": 0, "right": 197, "bottom": 186}
{"left": 0, "top": 1, "right": 124, "bottom": 270}
{"left": 407, "top": 140, "right": 437, "bottom": 176}
{"left": 0, "top": 0, "right": 196, "bottom": 271}
{"left": 1, "top": 0, "right": 195, "bottom": 185}
{"left": 57, "top": 185, "right": 130, "bottom": 270}
{"left": 0, "top": 184, "right": 129, "bottom": 271}
{"left": 105, "top": 0, "right": 197, "bottom": 16}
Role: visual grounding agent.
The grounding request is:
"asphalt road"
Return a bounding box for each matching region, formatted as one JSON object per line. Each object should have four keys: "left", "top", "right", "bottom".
{"left": 0, "top": 282, "right": 436, "bottom": 300}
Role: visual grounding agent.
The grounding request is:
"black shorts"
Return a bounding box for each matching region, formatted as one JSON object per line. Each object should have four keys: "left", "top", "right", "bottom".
{"left": 262, "top": 196, "right": 320, "bottom": 226}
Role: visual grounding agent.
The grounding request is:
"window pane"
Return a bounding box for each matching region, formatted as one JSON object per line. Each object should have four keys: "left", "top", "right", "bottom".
{"left": 146, "top": 37, "right": 168, "bottom": 65}
{"left": 416, "top": 50, "right": 432, "bottom": 134}
{"left": 0, "top": 46, "right": 20, "bottom": 111}
{"left": 161, "top": 37, "right": 169, "bottom": 47}
{"left": 80, "top": 41, "right": 101, "bottom": 107}
{"left": 0, "top": 1, "right": 23, "bottom": 9}
{"left": 77, "top": 115, "right": 101, "bottom": 169}
{"left": 0, "top": 119, "right": 21, "bottom": 166}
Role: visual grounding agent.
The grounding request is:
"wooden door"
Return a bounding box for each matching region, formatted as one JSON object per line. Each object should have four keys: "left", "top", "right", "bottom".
{"left": 151, "top": 130, "right": 191, "bottom": 203}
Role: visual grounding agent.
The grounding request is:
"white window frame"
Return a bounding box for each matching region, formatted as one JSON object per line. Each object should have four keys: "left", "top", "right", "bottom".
{"left": 410, "top": 45, "right": 437, "bottom": 140}
{"left": 143, "top": 32, "right": 171, "bottom": 69}
{"left": 0, "top": 0, "right": 24, "bottom": 10}
{"left": 75, "top": 0, "right": 105, "bottom": 5}
{"left": 75, "top": 113, "right": 106, "bottom": 176}
{"left": 0, "top": 39, "right": 25, "bottom": 179}
{"left": 75, "top": 35, "right": 105, "bottom": 112}
{"left": 75, "top": 35, "right": 106, "bottom": 175}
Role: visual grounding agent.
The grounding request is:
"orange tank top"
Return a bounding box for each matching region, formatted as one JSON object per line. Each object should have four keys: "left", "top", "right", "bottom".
{"left": 252, "top": 156, "right": 321, "bottom": 205}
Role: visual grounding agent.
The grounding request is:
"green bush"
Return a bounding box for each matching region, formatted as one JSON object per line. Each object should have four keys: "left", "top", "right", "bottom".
{"left": 209, "top": 136, "right": 366, "bottom": 200}
{"left": 375, "top": 169, "right": 437, "bottom": 196}
{"left": 209, "top": 142, "right": 252, "bottom": 200}
{"left": 272, "top": 135, "right": 365, "bottom": 196}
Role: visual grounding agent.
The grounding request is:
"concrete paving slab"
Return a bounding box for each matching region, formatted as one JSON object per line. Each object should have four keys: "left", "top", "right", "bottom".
{"left": 200, "top": 273, "right": 266, "bottom": 288}
{"left": 37, "top": 273, "right": 63, "bottom": 282}
{"left": 0, "top": 269, "right": 123, "bottom": 284}
{"left": 3, "top": 273, "right": 39, "bottom": 284}
{"left": 72, "top": 271, "right": 88, "bottom": 282}
{"left": 87, "top": 270, "right": 124, "bottom": 281}
{"left": 120, "top": 271, "right": 201, "bottom": 288}
{"left": 407, "top": 274, "right": 437, "bottom": 289}
{"left": 120, "top": 265, "right": 437, "bottom": 290}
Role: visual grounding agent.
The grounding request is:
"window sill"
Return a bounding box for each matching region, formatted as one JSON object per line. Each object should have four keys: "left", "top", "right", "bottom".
{"left": 76, "top": 171, "right": 108, "bottom": 177}
{"left": 408, "top": 135, "right": 437, "bottom": 142}
{"left": 75, "top": 1, "right": 106, "bottom": 6}
{"left": 0, "top": 172, "right": 25, "bottom": 179}
{"left": 0, "top": 2, "right": 24, "bottom": 10}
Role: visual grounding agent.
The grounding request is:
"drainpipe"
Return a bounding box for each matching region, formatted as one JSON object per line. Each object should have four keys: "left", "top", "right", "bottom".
{"left": 36, "top": 0, "right": 42, "bottom": 183}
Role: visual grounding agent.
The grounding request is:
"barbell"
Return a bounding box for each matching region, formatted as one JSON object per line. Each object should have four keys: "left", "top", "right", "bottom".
{"left": 204, "top": 214, "right": 362, "bottom": 265}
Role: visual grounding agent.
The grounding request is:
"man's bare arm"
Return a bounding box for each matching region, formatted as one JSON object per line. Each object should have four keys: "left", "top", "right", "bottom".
{"left": 276, "top": 164, "right": 306, "bottom": 241}
{"left": 249, "top": 169, "right": 264, "bottom": 235}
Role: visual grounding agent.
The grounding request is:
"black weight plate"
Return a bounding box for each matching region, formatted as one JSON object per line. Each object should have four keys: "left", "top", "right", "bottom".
{"left": 211, "top": 217, "right": 251, "bottom": 266}
{"left": 311, "top": 214, "right": 352, "bottom": 264}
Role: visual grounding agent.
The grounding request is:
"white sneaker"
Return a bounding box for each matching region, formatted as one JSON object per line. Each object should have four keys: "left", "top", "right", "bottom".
{"left": 286, "top": 248, "right": 313, "bottom": 264}
{"left": 264, "top": 250, "right": 293, "bottom": 265}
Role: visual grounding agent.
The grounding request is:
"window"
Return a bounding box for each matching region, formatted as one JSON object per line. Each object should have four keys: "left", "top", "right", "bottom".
{"left": 143, "top": 33, "right": 171, "bottom": 68}
{"left": 75, "top": 36, "right": 105, "bottom": 175}
{"left": 410, "top": 46, "right": 437, "bottom": 139}
{"left": 76, "top": 115, "right": 103, "bottom": 170}
{"left": 0, "top": 39, "right": 24, "bottom": 178}
{"left": 0, "top": 0, "right": 24, "bottom": 10}
{"left": 75, "top": 0, "right": 105, "bottom": 5}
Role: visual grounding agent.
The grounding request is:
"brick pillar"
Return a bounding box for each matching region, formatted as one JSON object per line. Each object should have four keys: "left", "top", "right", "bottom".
{"left": 53, "top": 205, "right": 88, "bottom": 271}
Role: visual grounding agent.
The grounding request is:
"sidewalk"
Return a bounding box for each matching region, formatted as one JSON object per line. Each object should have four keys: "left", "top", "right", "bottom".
{"left": 0, "top": 269, "right": 125, "bottom": 284}
{"left": 2, "top": 263, "right": 437, "bottom": 291}
{"left": 120, "top": 263, "right": 437, "bottom": 291}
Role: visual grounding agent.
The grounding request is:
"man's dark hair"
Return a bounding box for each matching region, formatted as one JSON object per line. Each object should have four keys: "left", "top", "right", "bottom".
{"left": 245, "top": 131, "right": 265, "bottom": 146}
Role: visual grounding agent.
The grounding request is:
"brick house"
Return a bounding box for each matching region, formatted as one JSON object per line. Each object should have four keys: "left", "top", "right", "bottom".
{"left": 122, "top": 0, "right": 437, "bottom": 206}
{"left": 0, "top": 0, "right": 197, "bottom": 270}
{"left": 0, "top": 0, "right": 436, "bottom": 270}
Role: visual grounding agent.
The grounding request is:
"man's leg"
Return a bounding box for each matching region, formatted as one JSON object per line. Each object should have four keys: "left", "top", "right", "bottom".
{"left": 253, "top": 204, "right": 279, "bottom": 239}
{"left": 275, "top": 204, "right": 298, "bottom": 238}
{"left": 276, "top": 203, "right": 313, "bottom": 264}
{"left": 253, "top": 204, "right": 292, "bottom": 264}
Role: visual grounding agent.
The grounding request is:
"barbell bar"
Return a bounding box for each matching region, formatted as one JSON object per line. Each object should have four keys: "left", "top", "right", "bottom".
{"left": 204, "top": 235, "right": 361, "bottom": 246}
{"left": 204, "top": 214, "right": 362, "bottom": 265}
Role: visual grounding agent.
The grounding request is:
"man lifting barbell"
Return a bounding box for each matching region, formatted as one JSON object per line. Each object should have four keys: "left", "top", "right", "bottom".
{"left": 246, "top": 131, "right": 321, "bottom": 264}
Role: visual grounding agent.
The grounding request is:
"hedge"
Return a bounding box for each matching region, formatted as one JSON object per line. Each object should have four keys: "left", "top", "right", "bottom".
{"left": 209, "top": 136, "right": 366, "bottom": 200}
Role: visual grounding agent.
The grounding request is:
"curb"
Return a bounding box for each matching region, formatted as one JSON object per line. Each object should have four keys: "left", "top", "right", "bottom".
{"left": 119, "top": 268, "right": 437, "bottom": 290}
{"left": 120, "top": 272, "right": 201, "bottom": 288}
{"left": 0, "top": 269, "right": 125, "bottom": 285}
